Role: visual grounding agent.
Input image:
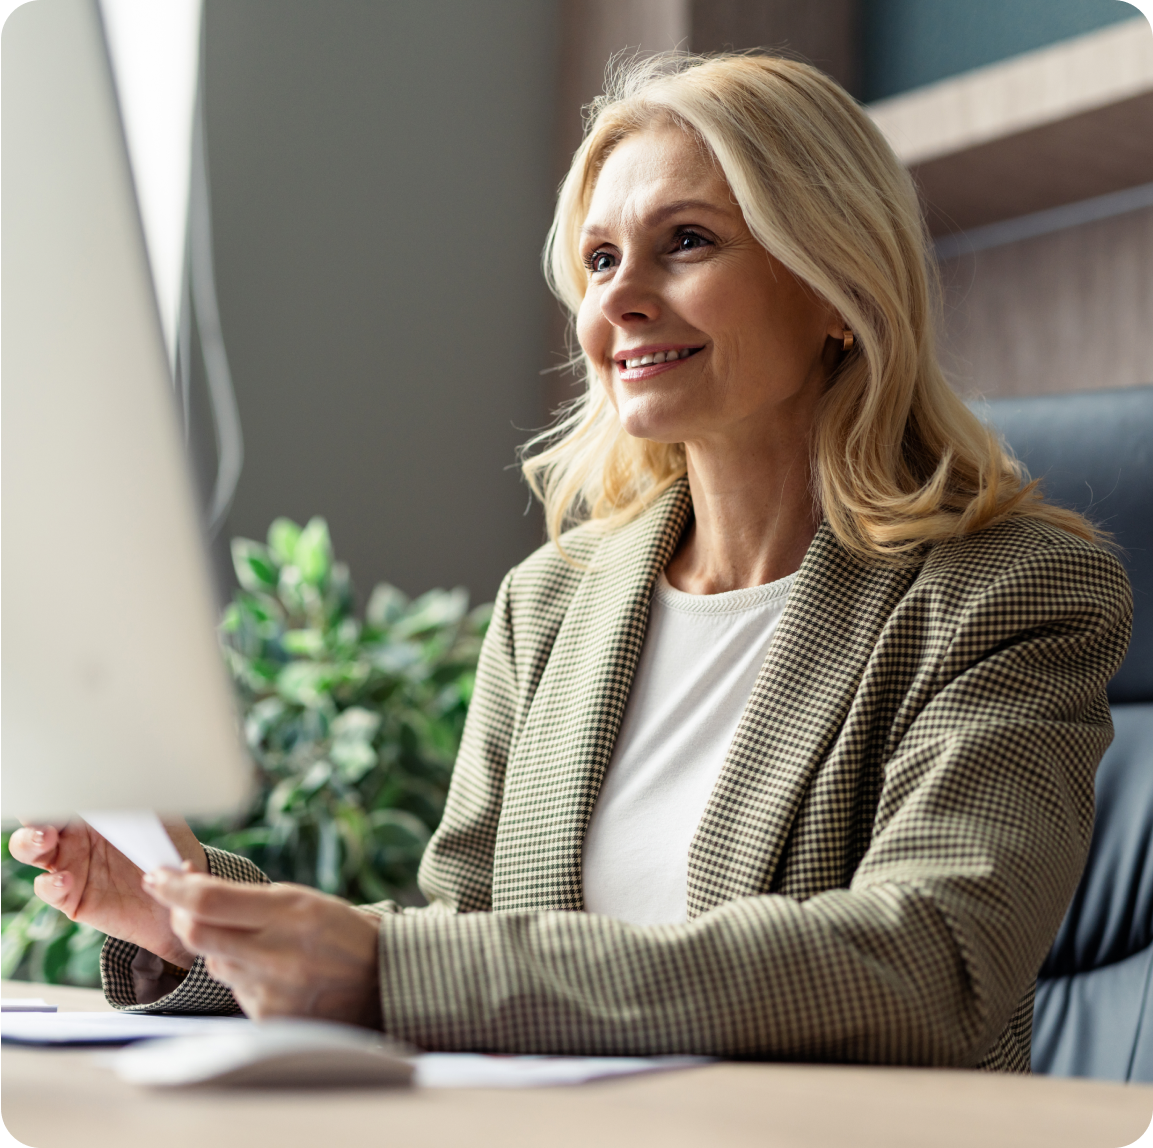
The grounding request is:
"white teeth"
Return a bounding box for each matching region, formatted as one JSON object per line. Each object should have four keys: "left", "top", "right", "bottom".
{"left": 622, "top": 348, "right": 697, "bottom": 369}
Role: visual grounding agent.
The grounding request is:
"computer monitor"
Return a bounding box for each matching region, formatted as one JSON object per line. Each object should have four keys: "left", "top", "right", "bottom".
{"left": 1, "top": 0, "right": 252, "bottom": 819}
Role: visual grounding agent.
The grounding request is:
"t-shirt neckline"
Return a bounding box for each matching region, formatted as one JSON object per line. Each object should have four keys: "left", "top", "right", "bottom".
{"left": 654, "top": 570, "right": 796, "bottom": 616}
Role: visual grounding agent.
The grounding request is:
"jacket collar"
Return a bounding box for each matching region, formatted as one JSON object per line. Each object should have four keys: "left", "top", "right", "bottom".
{"left": 491, "top": 479, "right": 692, "bottom": 912}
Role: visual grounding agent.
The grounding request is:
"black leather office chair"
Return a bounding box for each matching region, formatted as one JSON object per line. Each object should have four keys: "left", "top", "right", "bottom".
{"left": 980, "top": 385, "right": 1153, "bottom": 1083}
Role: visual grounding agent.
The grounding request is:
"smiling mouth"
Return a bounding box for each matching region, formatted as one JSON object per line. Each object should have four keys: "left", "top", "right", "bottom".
{"left": 617, "top": 346, "right": 703, "bottom": 370}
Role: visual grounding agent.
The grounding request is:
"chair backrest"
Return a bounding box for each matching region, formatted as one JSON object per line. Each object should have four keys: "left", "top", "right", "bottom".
{"left": 978, "top": 385, "right": 1152, "bottom": 703}
{"left": 979, "top": 385, "right": 1153, "bottom": 1082}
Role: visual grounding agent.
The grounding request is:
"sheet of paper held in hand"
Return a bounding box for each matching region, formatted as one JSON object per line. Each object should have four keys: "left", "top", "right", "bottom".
{"left": 78, "top": 810, "right": 184, "bottom": 873}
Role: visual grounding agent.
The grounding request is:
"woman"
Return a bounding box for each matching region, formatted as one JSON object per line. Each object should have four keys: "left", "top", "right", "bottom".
{"left": 12, "top": 53, "right": 1131, "bottom": 1070}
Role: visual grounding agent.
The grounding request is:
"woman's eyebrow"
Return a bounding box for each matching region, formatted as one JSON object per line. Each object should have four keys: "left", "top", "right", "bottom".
{"left": 643, "top": 198, "right": 731, "bottom": 224}
{"left": 580, "top": 198, "right": 732, "bottom": 237}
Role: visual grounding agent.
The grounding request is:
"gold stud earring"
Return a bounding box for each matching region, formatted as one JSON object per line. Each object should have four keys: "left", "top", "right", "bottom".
{"left": 842, "top": 328, "right": 855, "bottom": 352}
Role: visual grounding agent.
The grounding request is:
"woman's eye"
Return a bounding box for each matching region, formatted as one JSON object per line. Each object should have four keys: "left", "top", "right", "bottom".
{"left": 674, "top": 230, "right": 712, "bottom": 253}
{"left": 585, "top": 251, "right": 615, "bottom": 273}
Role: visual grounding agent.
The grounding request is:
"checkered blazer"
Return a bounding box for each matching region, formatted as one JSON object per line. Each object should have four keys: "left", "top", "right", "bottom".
{"left": 103, "top": 478, "right": 1132, "bottom": 1071}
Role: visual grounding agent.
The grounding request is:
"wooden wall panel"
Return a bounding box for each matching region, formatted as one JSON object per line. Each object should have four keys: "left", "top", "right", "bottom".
{"left": 938, "top": 206, "right": 1153, "bottom": 398}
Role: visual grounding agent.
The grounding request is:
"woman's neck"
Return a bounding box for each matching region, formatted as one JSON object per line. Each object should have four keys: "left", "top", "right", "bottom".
{"left": 663, "top": 439, "right": 820, "bottom": 595}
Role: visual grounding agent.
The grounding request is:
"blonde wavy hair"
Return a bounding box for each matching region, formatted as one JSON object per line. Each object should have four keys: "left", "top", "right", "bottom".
{"left": 521, "top": 52, "right": 1098, "bottom": 560}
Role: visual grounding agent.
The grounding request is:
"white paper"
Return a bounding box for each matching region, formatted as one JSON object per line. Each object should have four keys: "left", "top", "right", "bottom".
{"left": 3, "top": 1013, "right": 710, "bottom": 1089}
{"left": 0, "top": 999, "right": 57, "bottom": 1012}
{"left": 413, "top": 1053, "right": 712, "bottom": 1089}
{"left": 79, "top": 810, "right": 184, "bottom": 873}
{"left": 1, "top": 1011, "right": 248, "bottom": 1044}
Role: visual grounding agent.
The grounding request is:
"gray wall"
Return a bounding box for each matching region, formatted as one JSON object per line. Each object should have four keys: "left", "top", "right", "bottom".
{"left": 200, "top": 0, "right": 559, "bottom": 608}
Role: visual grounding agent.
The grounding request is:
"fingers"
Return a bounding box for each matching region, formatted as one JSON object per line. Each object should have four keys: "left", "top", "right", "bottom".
{"left": 168, "top": 909, "right": 288, "bottom": 964}
{"left": 9, "top": 825, "right": 60, "bottom": 870}
{"left": 142, "top": 869, "right": 284, "bottom": 929}
{"left": 203, "top": 954, "right": 246, "bottom": 986}
{"left": 32, "top": 869, "right": 80, "bottom": 918}
{"left": 164, "top": 885, "right": 381, "bottom": 1027}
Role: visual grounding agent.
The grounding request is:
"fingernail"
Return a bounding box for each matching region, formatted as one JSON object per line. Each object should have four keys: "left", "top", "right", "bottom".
{"left": 52, "top": 875, "right": 65, "bottom": 887}
{"left": 33, "top": 831, "right": 45, "bottom": 844}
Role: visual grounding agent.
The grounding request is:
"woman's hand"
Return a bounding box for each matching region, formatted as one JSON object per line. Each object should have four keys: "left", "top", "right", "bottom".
{"left": 7, "top": 819, "right": 208, "bottom": 969}
{"left": 143, "top": 868, "right": 382, "bottom": 1028}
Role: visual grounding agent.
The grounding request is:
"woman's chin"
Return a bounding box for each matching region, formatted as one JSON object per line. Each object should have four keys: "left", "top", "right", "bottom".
{"left": 615, "top": 403, "right": 697, "bottom": 445}
{"left": 619, "top": 420, "right": 689, "bottom": 445}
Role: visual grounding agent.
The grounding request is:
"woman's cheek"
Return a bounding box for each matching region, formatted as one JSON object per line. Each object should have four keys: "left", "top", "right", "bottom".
{"left": 575, "top": 294, "right": 606, "bottom": 366}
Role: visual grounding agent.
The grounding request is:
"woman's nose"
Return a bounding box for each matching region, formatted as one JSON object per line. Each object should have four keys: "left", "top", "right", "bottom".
{"left": 599, "top": 258, "right": 660, "bottom": 327}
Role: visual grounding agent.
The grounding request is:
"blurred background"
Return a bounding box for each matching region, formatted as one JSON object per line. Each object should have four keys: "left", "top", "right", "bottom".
{"left": 187, "top": 0, "right": 1152, "bottom": 609}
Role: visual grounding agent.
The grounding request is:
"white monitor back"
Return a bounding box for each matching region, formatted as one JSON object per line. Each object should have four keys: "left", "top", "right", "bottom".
{"left": 2, "top": 0, "right": 252, "bottom": 820}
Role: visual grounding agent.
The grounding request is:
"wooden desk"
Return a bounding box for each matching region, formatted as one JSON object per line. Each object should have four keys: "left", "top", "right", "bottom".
{"left": 3, "top": 982, "right": 1150, "bottom": 1148}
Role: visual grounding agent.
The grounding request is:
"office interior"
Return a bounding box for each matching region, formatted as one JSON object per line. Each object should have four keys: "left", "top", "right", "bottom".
{"left": 2, "top": 0, "right": 1151, "bottom": 1115}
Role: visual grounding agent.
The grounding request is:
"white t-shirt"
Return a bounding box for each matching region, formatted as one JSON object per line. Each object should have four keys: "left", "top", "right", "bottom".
{"left": 581, "top": 570, "right": 795, "bottom": 926}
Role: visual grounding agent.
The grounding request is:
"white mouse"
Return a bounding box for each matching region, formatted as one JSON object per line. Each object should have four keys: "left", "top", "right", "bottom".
{"left": 110, "top": 1018, "right": 415, "bottom": 1088}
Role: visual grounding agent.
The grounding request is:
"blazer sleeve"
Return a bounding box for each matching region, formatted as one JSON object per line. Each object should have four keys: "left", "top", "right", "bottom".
{"left": 101, "top": 845, "right": 268, "bottom": 1013}
{"left": 371, "top": 542, "right": 1132, "bottom": 1065}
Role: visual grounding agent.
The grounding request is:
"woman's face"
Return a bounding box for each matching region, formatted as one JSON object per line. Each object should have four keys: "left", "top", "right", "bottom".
{"left": 576, "top": 125, "right": 843, "bottom": 452}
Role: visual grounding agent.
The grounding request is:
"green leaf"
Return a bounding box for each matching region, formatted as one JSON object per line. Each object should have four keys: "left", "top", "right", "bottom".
{"left": 392, "top": 587, "right": 469, "bottom": 639}
{"left": 244, "top": 697, "right": 288, "bottom": 748}
{"left": 276, "top": 661, "right": 336, "bottom": 707}
{"left": 457, "top": 670, "right": 477, "bottom": 705}
{"left": 334, "top": 617, "right": 360, "bottom": 650}
{"left": 267, "top": 517, "right": 303, "bottom": 566}
{"left": 331, "top": 739, "right": 377, "bottom": 782}
{"left": 366, "top": 583, "right": 408, "bottom": 628}
{"left": 231, "top": 539, "right": 279, "bottom": 592}
{"left": 220, "top": 602, "right": 242, "bottom": 633}
{"left": 295, "top": 518, "right": 332, "bottom": 587}
{"left": 267, "top": 776, "right": 299, "bottom": 815}
{"left": 282, "top": 629, "right": 326, "bottom": 657}
{"left": 331, "top": 707, "right": 381, "bottom": 743}
{"left": 327, "top": 563, "right": 354, "bottom": 624}
{"left": 367, "top": 640, "right": 422, "bottom": 676}
{"left": 300, "top": 760, "right": 333, "bottom": 794}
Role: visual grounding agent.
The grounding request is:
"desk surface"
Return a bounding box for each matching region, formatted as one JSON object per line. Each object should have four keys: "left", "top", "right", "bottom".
{"left": 3, "top": 981, "right": 1150, "bottom": 1148}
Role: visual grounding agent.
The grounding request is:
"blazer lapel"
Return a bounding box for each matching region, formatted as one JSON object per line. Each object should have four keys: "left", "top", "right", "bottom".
{"left": 491, "top": 480, "right": 692, "bottom": 912}
{"left": 686, "top": 524, "right": 918, "bottom": 916}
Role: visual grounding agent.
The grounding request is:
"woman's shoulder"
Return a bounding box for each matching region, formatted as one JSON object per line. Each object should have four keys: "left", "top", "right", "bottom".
{"left": 916, "top": 513, "right": 1130, "bottom": 612}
